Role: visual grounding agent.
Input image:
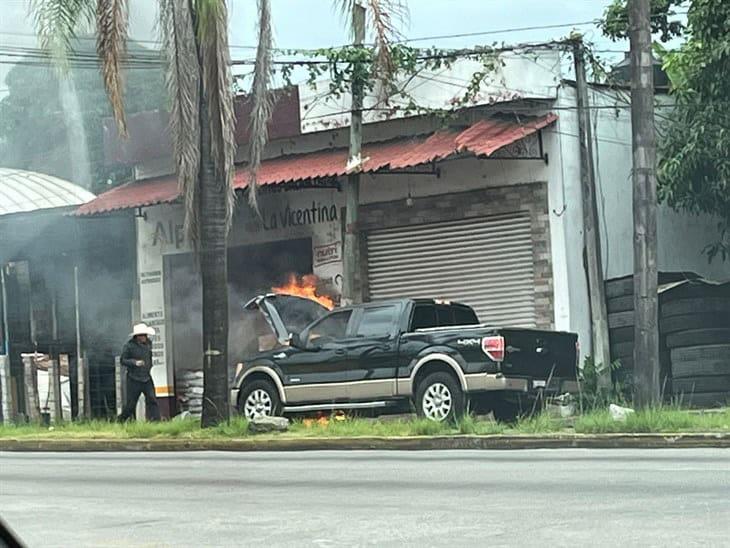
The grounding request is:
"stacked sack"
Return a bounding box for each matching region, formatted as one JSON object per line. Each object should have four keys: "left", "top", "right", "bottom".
{"left": 177, "top": 370, "right": 204, "bottom": 417}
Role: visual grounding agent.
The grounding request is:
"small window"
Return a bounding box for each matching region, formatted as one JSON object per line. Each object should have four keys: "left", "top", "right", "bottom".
{"left": 410, "top": 304, "right": 438, "bottom": 330}
{"left": 356, "top": 305, "right": 398, "bottom": 338}
{"left": 436, "top": 305, "right": 453, "bottom": 326}
{"left": 454, "top": 305, "right": 479, "bottom": 325}
{"left": 307, "top": 310, "right": 352, "bottom": 344}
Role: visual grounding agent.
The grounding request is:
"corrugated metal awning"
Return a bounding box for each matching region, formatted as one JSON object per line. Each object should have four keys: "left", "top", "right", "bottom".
{"left": 75, "top": 113, "right": 556, "bottom": 216}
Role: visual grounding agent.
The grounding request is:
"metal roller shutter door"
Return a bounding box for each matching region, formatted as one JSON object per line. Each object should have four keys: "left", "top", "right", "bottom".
{"left": 367, "top": 213, "right": 537, "bottom": 327}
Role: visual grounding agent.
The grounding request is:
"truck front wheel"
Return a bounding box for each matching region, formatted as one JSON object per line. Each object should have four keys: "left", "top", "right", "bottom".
{"left": 238, "top": 379, "right": 282, "bottom": 421}
{"left": 415, "top": 372, "right": 465, "bottom": 422}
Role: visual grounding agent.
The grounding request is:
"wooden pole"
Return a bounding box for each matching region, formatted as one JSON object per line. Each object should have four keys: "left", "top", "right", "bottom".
{"left": 74, "top": 266, "right": 88, "bottom": 419}
{"left": 22, "top": 354, "right": 41, "bottom": 422}
{"left": 77, "top": 355, "right": 88, "bottom": 420}
{"left": 48, "top": 359, "right": 62, "bottom": 423}
{"left": 342, "top": 2, "right": 366, "bottom": 305}
{"left": 629, "top": 0, "right": 660, "bottom": 407}
{"left": 572, "top": 39, "right": 611, "bottom": 386}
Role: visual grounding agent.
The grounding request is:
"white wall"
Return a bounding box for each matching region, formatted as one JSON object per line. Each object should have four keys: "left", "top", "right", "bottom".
{"left": 299, "top": 50, "right": 562, "bottom": 134}
{"left": 552, "top": 84, "right": 730, "bottom": 359}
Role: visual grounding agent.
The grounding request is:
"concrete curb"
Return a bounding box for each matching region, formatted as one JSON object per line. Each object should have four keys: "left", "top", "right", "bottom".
{"left": 1, "top": 433, "right": 729, "bottom": 451}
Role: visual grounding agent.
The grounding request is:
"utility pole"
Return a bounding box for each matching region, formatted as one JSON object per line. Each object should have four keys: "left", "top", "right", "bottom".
{"left": 573, "top": 39, "right": 611, "bottom": 387}
{"left": 342, "top": 2, "right": 366, "bottom": 305}
{"left": 629, "top": 0, "right": 660, "bottom": 407}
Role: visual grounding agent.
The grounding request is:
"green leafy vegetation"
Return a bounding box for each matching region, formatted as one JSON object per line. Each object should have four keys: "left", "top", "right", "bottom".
{"left": 577, "top": 356, "right": 626, "bottom": 410}
{"left": 599, "top": 0, "right": 730, "bottom": 261}
{"left": 655, "top": 0, "right": 730, "bottom": 262}
{"left": 599, "top": 0, "right": 685, "bottom": 43}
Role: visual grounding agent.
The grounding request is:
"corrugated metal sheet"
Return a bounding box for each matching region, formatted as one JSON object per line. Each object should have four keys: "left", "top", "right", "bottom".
{"left": 0, "top": 168, "right": 95, "bottom": 216}
{"left": 74, "top": 175, "right": 178, "bottom": 216}
{"left": 367, "top": 214, "right": 538, "bottom": 327}
{"left": 76, "top": 113, "right": 556, "bottom": 216}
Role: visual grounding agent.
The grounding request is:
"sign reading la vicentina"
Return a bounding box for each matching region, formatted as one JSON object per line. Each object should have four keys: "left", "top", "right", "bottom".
{"left": 151, "top": 200, "right": 339, "bottom": 249}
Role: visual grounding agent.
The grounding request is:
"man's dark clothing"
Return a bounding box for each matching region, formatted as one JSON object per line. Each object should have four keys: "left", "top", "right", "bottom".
{"left": 120, "top": 338, "right": 153, "bottom": 382}
{"left": 118, "top": 337, "right": 160, "bottom": 421}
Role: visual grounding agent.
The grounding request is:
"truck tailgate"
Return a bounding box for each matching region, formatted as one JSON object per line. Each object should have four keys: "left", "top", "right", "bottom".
{"left": 499, "top": 328, "right": 578, "bottom": 379}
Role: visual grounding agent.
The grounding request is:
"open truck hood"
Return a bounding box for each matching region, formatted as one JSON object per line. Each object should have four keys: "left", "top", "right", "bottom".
{"left": 244, "top": 293, "right": 330, "bottom": 345}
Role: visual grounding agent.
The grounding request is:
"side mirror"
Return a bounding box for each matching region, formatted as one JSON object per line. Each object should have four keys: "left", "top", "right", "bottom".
{"left": 289, "top": 333, "right": 305, "bottom": 349}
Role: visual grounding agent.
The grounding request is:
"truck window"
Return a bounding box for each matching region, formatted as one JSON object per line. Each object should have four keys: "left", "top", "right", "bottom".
{"left": 307, "top": 310, "right": 352, "bottom": 344}
{"left": 410, "top": 303, "right": 437, "bottom": 330}
{"left": 436, "top": 304, "right": 452, "bottom": 326}
{"left": 454, "top": 305, "right": 479, "bottom": 325}
{"left": 356, "top": 305, "right": 398, "bottom": 338}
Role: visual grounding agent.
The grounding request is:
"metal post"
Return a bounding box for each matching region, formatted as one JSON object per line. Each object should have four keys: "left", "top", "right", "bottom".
{"left": 77, "top": 354, "right": 87, "bottom": 420}
{"left": 629, "top": 0, "right": 660, "bottom": 407}
{"left": 342, "top": 2, "right": 366, "bottom": 305}
{"left": 51, "top": 290, "right": 58, "bottom": 341}
{"left": 1, "top": 265, "right": 9, "bottom": 356}
{"left": 115, "top": 356, "right": 124, "bottom": 417}
{"left": 74, "top": 266, "right": 81, "bottom": 365}
{"left": 136, "top": 392, "right": 146, "bottom": 422}
{"left": 572, "top": 39, "right": 611, "bottom": 386}
{"left": 0, "top": 354, "right": 13, "bottom": 424}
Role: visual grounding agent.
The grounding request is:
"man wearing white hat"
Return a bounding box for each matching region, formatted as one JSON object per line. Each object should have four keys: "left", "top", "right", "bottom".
{"left": 117, "top": 323, "right": 161, "bottom": 421}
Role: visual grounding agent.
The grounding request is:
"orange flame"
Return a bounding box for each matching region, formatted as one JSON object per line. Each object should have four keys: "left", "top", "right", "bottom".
{"left": 271, "top": 274, "right": 335, "bottom": 310}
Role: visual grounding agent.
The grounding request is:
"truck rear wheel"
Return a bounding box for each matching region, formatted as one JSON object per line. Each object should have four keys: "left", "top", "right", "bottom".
{"left": 415, "top": 372, "right": 465, "bottom": 422}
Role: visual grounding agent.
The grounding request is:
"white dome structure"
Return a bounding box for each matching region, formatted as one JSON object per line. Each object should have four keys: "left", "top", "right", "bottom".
{"left": 0, "top": 168, "right": 95, "bottom": 216}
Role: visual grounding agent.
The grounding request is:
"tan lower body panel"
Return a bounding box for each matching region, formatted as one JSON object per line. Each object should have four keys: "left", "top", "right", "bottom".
{"left": 284, "top": 379, "right": 396, "bottom": 404}
{"left": 464, "top": 373, "right": 529, "bottom": 392}
{"left": 396, "top": 375, "right": 528, "bottom": 398}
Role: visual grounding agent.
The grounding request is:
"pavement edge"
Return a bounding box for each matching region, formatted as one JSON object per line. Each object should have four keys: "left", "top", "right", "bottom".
{"left": 1, "top": 433, "right": 729, "bottom": 451}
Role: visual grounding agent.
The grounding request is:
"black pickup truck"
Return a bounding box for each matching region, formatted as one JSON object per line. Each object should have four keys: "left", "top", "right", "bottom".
{"left": 231, "top": 295, "right": 579, "bottom": 422}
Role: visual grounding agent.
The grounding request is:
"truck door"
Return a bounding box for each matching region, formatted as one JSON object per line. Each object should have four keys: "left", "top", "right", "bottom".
{"left": 281, "top": 309, "right": 356, "bottom": 403}
{"left": 345, "top": 303, "right": 401, "bottom": 400}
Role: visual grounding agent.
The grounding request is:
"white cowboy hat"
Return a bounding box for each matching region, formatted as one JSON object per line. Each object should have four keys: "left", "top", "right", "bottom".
{"left": 130, "top": 323, "right": 155, "bottom": 337}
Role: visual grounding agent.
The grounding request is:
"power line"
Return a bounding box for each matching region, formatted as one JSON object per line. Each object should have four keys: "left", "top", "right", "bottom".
{"left": 0, "top": 39, "right": 573, "bottom": 69}
{"left": 1, "top": 8, "right": 688, "bottom": 56}
{"left": 389, "top": 10, "right": 687, "bottom": 45}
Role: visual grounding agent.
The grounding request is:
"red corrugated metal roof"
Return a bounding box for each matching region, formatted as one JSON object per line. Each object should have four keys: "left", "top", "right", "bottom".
{"left": 75, "top": 113, "right": 556, "bottom": 216}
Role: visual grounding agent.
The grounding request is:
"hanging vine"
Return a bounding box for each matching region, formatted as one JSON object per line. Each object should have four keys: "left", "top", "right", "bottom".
{"left": 270, "top": 42, "right": 565, "bottom": 123}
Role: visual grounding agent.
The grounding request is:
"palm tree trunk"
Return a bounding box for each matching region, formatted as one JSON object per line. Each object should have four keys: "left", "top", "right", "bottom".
{"left": 199, "top": 94, "right": 230, "bottom": 427}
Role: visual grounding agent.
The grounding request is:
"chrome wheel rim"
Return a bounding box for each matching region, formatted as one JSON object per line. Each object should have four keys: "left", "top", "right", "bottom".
{"left": 244, "top": 389, "right": 273, "bottom": 420}
{"left": 422, "top": 382, "right": 452, "bottom": 421}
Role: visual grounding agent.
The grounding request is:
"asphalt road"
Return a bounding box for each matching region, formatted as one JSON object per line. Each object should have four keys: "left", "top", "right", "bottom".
{"left": 1, "top": 449, "right": 729, "bottom": 547}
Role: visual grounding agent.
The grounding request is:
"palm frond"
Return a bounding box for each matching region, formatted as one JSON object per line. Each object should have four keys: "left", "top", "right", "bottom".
{"left": 30, "top": 0, "right": 95, "bottom": 65}
{"left": 247, "top": 0, "right": 275, "bottom": 211}
{"left": 159, "top": 0, "right": 202, "bottom": 245}
{"left": 195, "top": 0, "right": 237, "bottom": 233}
{"left": 365, "top": 0, "right": 408, "bottom": 87}
{"left": 96, "top": 0, "right": 129, "bottom": 137}
{"left": 335, "top": 0, "right": 408, "bottom": 101}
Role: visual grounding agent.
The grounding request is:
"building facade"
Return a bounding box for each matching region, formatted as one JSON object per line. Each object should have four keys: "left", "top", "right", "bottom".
{"left": 75, "top": 50, "right": 728, "bottom": 415}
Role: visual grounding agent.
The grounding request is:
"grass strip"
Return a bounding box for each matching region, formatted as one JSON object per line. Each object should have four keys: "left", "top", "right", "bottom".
{"left": 0, "top": 407, "right": 727, "bottom": 440}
